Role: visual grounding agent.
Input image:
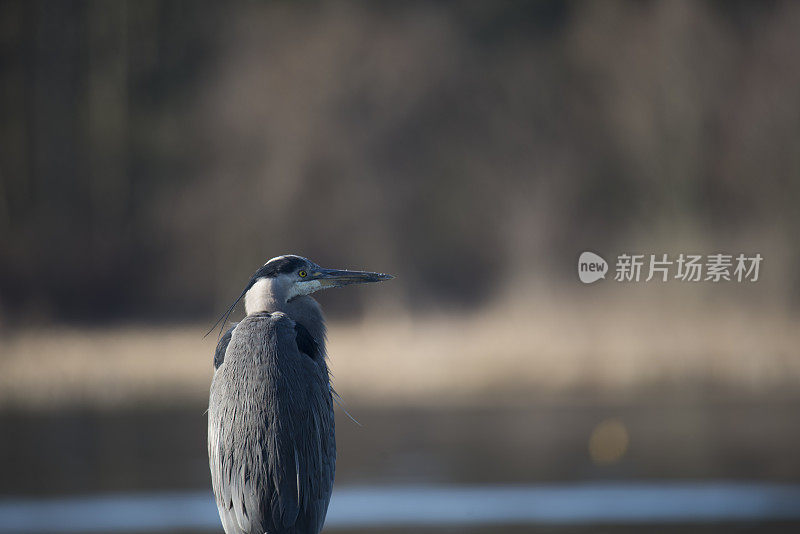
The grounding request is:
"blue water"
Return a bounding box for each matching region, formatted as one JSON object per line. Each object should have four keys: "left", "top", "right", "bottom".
{"left": 2, "top": 482, "right": 800, "bottom": 533}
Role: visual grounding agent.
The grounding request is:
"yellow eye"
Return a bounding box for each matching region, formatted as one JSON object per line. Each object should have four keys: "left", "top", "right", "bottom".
{"left": 298, "top": 270, "right": 307, "bottom": 278}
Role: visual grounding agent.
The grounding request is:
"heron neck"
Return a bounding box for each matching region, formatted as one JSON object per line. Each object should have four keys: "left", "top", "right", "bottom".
{"left": 282, "top": 295, "right": 327, "bottom": 348}
{"left": 244, "top": 281, "right": 326, "bottom": 348}
{"left": 244, "top": 278, "right": 282, "bottom": 315}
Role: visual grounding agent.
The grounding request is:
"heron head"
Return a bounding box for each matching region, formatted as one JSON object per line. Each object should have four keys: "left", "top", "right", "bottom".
{"left": 206, "top": 255, "right": 393, "bottom": 336}
{"left": 243, "top": 255, "right": 393, "bottom": 315}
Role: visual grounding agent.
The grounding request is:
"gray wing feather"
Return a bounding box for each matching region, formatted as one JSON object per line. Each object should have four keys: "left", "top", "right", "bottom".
{"left": 208, "top": 313, "right": 335, "bottom": 534}
{"left": 214, "top": 324, "right": 236, "bottom": 369}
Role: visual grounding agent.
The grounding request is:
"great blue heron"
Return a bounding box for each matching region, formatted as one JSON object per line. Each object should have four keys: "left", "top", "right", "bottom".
{"left": 207, "top": 254, "right": 393, "bottom": 534}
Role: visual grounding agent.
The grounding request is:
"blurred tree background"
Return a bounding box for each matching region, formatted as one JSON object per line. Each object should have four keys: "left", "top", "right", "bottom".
{"left": 1, "top": 0, "right": 799, "bottom": 324}
{"left": 2, "top": 6, "right": 800, "bottom": 526}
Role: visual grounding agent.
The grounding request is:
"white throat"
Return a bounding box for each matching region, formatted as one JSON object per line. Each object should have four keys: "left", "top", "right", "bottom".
{"left": 288, "top": 279, "right": 323, "bottom": 299}
{"left": 244, "top": 276, "right": 324, "bottom": 315}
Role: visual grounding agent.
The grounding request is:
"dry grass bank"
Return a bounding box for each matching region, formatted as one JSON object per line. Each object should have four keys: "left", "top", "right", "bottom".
{"left": 0, "top": 296, "right": 798, "bottom": 409}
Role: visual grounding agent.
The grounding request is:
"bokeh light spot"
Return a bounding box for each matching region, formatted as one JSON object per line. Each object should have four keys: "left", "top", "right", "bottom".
{"left": 589, "top": 418, "right": 629, "bottom": 465}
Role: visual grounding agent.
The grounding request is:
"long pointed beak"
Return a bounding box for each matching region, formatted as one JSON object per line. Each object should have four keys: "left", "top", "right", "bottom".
{"left": 312, "top": 267, "right": 394, "bottom": 288}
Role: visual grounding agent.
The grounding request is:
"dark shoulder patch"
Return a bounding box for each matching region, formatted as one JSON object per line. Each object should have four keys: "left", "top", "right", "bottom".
{"left": 213, "top": 324, "right": 236, "bottom": 369}
{"left": 294, "top": 322, "right": 321, "bottom": 361}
